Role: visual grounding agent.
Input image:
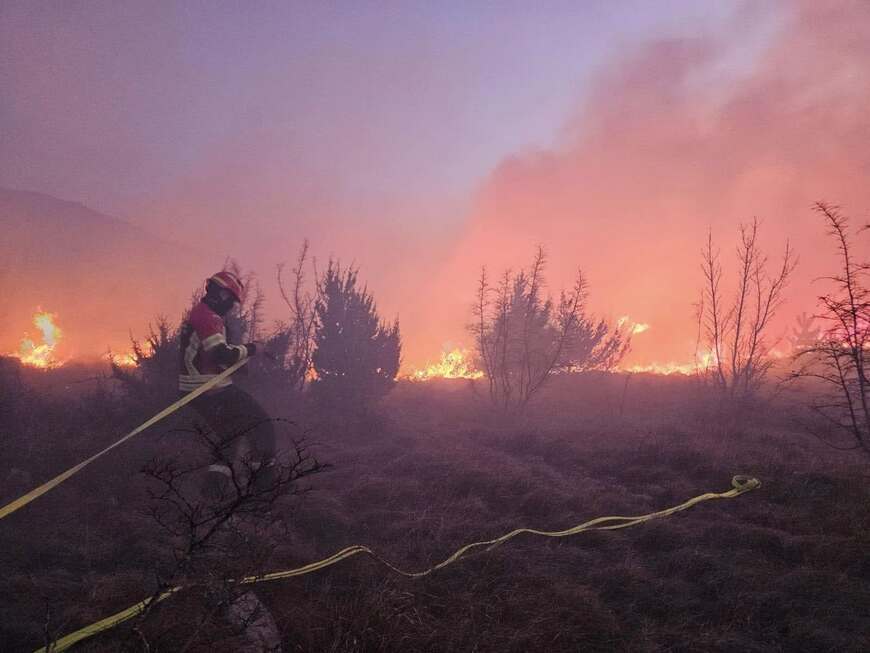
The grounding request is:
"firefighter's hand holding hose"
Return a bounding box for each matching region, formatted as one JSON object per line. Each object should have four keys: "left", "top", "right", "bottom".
{"left": 242, "top": 343, "right": 282, "bottom": 360}
{"left": 231, "top": 342, "right": 257, "bottom": 378}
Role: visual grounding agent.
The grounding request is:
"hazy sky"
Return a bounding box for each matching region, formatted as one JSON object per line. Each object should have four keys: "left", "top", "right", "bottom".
{"left": 3, "top": 1, "right": 869, "bottom": 367}
{"left": 2, "top": 2, "right": 738, "bottom": 210}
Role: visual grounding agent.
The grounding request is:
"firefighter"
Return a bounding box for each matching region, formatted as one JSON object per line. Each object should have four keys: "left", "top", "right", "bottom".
{"left": 179, "top": 270, "right": 277, "bottom": 497}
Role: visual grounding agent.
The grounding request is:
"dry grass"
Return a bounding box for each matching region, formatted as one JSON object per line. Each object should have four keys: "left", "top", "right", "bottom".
{"left": 1, "top": 369, "right": 869, "bottom": 651}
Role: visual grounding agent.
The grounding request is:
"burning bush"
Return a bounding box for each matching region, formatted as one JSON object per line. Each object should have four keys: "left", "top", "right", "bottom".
{"left": 10, "top": 311, "right": 64, "bottom": 369}
{"left": 408, "top": 348, "right": 483, "bottom": 382}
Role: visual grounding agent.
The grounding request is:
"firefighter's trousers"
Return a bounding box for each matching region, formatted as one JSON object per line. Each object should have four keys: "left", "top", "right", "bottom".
{"left": 187, "top": 384, "right": 278, "bottom": 496}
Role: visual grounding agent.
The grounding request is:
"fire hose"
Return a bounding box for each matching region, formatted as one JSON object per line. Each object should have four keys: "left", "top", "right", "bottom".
{"left": 35, "top": 476, "right": 760, "bottom": 652}
{"left": 0, "top": 357, "right": 249, "bottom": 521}
{"left": 0, "top": 360, "right": 761, "bottom": 651}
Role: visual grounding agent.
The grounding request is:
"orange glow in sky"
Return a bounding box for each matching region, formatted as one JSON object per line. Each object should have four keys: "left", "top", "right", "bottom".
{"left": 2, "top": 2, "right": 869, "bottom": 374}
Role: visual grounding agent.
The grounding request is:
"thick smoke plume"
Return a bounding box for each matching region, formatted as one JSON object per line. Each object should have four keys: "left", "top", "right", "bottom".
{"left": 424, "top": 1, "right": 870, "bottom": 365}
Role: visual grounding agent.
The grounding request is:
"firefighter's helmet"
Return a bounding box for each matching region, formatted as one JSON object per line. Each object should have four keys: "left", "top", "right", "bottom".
{"left": 207, "top": 270, "right": 245, "bottom": 304}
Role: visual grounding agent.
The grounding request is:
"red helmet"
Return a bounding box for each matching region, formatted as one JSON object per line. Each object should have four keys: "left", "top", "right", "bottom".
{"left": 207, "top": 270, "right": 245, "bottom": 303}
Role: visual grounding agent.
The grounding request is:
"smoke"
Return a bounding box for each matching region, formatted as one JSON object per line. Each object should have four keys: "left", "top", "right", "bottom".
{"left": 423, "top": 1, "right": 870, "bottom": 366}
{"left": 4, "top": 2, "right": 869, "bottom": 368}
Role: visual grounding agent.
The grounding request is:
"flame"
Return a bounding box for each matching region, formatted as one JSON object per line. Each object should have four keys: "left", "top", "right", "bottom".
{"left": 622, "top": 349, "right": 719, "bottom": 376}
{"left": 106, "top": 351, "right": 138, "bottom": 367}
{"left": 408, "top": 348, "right": 484, "bottom": 381}
{"left": 13, "top": 311, "right": 64, "bottom": 368}
{"left": 617, "top": 315, "right": 650, "bottom": 335}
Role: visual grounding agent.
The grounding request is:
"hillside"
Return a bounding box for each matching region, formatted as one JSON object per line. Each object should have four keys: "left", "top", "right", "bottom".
{"left": 0, "top": 188, "right": 215, "bottom": 358}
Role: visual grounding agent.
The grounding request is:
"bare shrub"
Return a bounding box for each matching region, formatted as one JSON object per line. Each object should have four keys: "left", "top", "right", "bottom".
{"left": 791, "top": 203, "right": 869, "bottom": 455}
{"left": 698, "top": 218, "right": 796, "bottom": 403}
{"left": 276, "top": 239, "right": 320, "bottom": 392}
{"left": 470, "top": 247, "right": 628, "bottom": 414}
{"left": 125, "top": 421, "right": 328, "bottom": 650}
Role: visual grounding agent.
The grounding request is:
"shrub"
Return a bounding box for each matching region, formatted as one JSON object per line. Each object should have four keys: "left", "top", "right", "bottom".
{"left": 698, "top": 218, "right": 796, "bottom": 404}
{"left": 311, "top": 261, "right": 401, "bottom": 415}
{"left": 470, "top": 247, "right": 628, "bottom": 414}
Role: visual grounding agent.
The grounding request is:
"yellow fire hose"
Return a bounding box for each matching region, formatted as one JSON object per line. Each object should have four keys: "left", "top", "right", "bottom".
{"left": 0, "top": 358, "right": 249, "bottom": 521}
{"left": 35, "top": 476, "right": 760, "bottom": 652}
{"left": 0, "top": 361, "right": 761, "bottom": 652}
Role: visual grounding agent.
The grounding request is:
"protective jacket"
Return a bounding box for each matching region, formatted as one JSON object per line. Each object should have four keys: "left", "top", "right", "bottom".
{"left": 178, "top": 301, "right": 250, "bottom": 392}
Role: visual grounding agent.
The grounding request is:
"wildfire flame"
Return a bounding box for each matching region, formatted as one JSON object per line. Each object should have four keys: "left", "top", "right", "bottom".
{"left": 617, "top": 318, "right": 719, "bottom": 374}
{"left": 14, "top": 312, "right": 64, "bottom": 368}
{"left": 622, "top": 349, "right": 719, "bottom": 376}
{"left": 408, "top": 348, "right": 484, "bottom": 381}
{"left": 617, "top": 315, "right": 651, "bottom": 335}
{"left": 106, "top": 351, "right": 138, "bottom": 367}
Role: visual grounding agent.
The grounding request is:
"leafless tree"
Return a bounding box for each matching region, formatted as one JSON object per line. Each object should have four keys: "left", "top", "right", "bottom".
{"left": 470, "top": 247, "right": 629, "bottom": 414}
{"left": 699, "top": 218, "right": 797, "bottom": 402}
{"left": 791, "top": 203, "right": 870, "bottom": 456}
{"left": 277, "top": 240, "right": 320, "bottom": 392}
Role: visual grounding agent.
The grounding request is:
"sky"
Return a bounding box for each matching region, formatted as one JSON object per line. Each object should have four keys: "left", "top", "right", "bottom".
{"left": 2, "top": 1, "right": 869, "bottom": 369}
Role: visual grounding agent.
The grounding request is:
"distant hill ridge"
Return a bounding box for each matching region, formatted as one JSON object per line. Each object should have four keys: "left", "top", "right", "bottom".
{"left": 0, "top": 187, "right": 214, "bottom": 357}
{"left": 1, "top": 187, "right": 188, "bottom": 264}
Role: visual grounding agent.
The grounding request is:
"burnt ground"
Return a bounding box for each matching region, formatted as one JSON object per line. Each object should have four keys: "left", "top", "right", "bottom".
{"left": 1, "top": 368, "right": 869, "bottom": 652}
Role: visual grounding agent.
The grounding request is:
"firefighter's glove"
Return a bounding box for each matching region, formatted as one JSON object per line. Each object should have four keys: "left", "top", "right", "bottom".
{"left": 245, "top": 343, "right": 258, "bottom": 357}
